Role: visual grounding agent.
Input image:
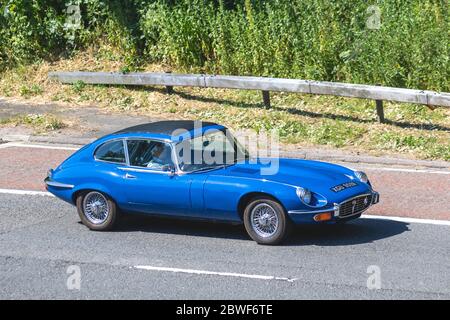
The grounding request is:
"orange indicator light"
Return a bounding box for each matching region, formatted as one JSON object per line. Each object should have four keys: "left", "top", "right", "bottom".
{"left": 313, "top": 212, "right": 333, "bottom": 222}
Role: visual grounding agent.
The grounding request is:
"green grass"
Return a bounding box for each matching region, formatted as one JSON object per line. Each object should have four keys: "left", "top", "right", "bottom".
{"left": 19, "top": 84, "right": 43, "bottom": 98}
{"left": 0, "top": 54, "right": 448, "bottom": 161}
{"left": 71, "top": 80, "right": 86, "bottom": 94}
{"left": 377, "top": 132, "right": 449, "bottom": 160}
{"left": 0, "top": 114, "right": 67, "bottom": 133}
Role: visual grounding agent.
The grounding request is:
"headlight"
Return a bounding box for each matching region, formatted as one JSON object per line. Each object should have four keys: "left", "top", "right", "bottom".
{"left": 296, "top": 187, "right": 312, "bottom": 204}
{"left": 355, "top": 171, "right": 368, "bottom": 183}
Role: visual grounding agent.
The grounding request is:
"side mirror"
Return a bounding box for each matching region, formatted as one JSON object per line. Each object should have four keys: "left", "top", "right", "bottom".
{"left": 162, "top": 164, "right": 176, "bottom": 176}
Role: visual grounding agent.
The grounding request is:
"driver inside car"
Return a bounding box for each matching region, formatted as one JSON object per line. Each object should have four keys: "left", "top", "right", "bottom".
{"left": 146, "top": 143, "right": 173, "bottom": 170}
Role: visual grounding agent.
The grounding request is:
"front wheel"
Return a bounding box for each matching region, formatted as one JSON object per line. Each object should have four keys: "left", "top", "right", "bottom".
{"left": 76, "top": 191, "right": 118, "bottom": 231}
{"left": 243, "top": 196, "right": 291, "bottom": 245}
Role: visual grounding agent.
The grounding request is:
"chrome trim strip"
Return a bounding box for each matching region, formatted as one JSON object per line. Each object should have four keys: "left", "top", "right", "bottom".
{"left": 169, "top": 141, "right": 182, "bottom": 173}
{"left": 123, "top": 139, "right": 130, "bottom": 166}
{"left": 117, "top": 166, "right": 181, "bottom": 175}
{"left": 94, "top": 158, "right": 127, "bottom": 165}
{"left": 44, "top": 178, "right": 74, "bottom": 189}
{"left": 123, "top": 136, "right": 172, "bottom": 143}
{"left": 288, "top": 207, "right": 336, "bottom": 215}
{"left": 339, "top": 193, "right": 372, "bottom": 205}
{"left": 117, "top": 166, "right": 169, "bottom": 174}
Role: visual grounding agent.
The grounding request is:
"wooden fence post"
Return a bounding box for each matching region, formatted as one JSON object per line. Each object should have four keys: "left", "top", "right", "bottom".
{"left": 375, "top": 84, "right": 385, "bottom": 123}
{"left": 165, "top": 71, "right": 174, "bottom": 94}
{"left": 376, "top": 99, "right": 385, "bottom": 123}
{"left": 262, "top": 90, "right": 270, "bottom": 108}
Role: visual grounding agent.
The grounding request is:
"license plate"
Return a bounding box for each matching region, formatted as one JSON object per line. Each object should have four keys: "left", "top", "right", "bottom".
{"left": 330, "top": 181, "right": 358, "bottom": 192}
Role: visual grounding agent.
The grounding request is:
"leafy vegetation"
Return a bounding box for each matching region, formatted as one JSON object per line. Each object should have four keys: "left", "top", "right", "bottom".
{"left": 1, "top": 113, "right": 67, "bottom": 133}
{"left": 19, "top": 84, "right": 43, "bottom": 97}
{"left": 1, "top": 0, "right": 448, "bottom": 91}
{"left": 1, "top": 54, "right": 448, "bottom": 161}
{"left": 0, "top": 1, "right": 448, "bottom": 160}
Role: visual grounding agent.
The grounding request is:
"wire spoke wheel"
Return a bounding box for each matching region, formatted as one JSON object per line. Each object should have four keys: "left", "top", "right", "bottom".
{"left": 83, "top": 191, "right": 110, "bottom": 225}
{"left": 250, "top": 203, "right": 279, "bottom": 238}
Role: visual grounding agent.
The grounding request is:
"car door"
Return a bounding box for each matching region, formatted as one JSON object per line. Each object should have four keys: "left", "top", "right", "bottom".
{"left": 120, "top": 139, "right": 192, "bottom": 215}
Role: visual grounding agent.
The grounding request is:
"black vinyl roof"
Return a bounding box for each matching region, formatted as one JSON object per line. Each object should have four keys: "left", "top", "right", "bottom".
{"left": 114, "top": 120, "right": 219, "bottom": 136}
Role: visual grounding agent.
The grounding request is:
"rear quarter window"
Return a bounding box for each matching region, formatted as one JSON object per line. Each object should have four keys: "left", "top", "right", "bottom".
{"left": 94, "top": 140, "right": 126, "bottom": 163}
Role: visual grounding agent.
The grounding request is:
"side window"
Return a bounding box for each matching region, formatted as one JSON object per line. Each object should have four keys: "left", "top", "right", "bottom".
{"left": 94, "top": 140, "right": 126, "bottom": 163}
{"left": 127, "top": 140, "right": 174, "bottom": 170}
{"left": 203, "top": 130, "right": 234, "bottom": 153}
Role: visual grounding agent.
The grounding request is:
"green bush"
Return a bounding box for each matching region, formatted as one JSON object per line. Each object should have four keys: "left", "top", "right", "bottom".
{"left": 139, "top": 0, "right": 448, "bottom": 91}
{"left": 1, "top": 0, "right": 448, "bottom": 91}
{"left": 0, "top": 0, "right": 140, "bottom": 70}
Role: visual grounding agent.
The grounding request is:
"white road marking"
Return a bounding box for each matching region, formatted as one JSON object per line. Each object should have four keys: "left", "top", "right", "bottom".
{"left": 0, "top": 189, "right": 54, "bottom": 197}
{"left": 0, "top": 188, "right": 448, "bottom": 226}
{"left": 0, "top": 142, "right": 79, "bottom": 151}
{"left": 0, "top": 143, "right": 14, "bottom": 149}
{"left": 362, "top": 214, "right": 450, "bottom": 226}
{"left": 134, "top": 265, "right": 297, "bottom": 282}
{"left": 360, "top": 167, "right": 450, "bottom": 175}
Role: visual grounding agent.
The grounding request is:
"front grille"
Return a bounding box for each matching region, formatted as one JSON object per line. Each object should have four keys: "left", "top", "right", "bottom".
{"left": 339, "top": 194, "right": 372, "bottom": 217}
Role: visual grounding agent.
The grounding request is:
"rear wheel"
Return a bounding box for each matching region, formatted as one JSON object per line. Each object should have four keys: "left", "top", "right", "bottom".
{"left": 76, "top": 191, "right": 118, "bottom": 231}
{"left": 243, "top": 196, "right": 291, "bottom": 245}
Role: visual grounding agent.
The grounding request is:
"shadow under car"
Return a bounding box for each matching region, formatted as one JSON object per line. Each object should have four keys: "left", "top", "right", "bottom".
{"left": 96, "top": 213, "right": 410, "bottom": 246}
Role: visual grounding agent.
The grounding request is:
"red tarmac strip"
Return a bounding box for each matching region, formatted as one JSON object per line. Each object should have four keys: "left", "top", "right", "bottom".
{"left": 0, "top": 146, "right": 449, "bottom": 220}
{"left": 0, "top": 146, "right": 74, "bottom": 192}
{"left": 366, "top": 170, "right": 449, "bottom": 220}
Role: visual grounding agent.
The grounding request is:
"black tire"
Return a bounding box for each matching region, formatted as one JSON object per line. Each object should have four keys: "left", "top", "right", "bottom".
{"left": 243, "top": 196, "right": 292, "bottom": 245}
{"left": 76, "top": 190, "right": 118, "bottom": 231}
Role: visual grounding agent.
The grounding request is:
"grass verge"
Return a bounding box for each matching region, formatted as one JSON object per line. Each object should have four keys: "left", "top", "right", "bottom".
{"left": 0, "top": 113, "right": 67, "bottom": 134}
{"left": 0, "top": 50, "right": 448, "bottom": 161}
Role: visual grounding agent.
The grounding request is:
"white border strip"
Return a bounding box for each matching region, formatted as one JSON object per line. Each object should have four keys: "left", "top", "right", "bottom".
{"left": 361, "top": 167, "right": 450, "bottom": 175}
{"left": 362, "top": 214, "right": 450, "bottom": 226}
{"left": 0, "top": 189, "right": 54, "bottom": 197}
{"left": 0, "top": 142, "right": 79, "bottom": 151}
{"left": 134, "top": 265, "right": 297, "bottom": 282}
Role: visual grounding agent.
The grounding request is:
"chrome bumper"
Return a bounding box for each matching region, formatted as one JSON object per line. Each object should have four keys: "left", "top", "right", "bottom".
{"left": 44, "top": 177, "right": 74, "bottom": 189}
{"left": 371, "top": 191, "right": 380, "bottom": 205}
{"left": 288, "top": 204, "right": 340, "bottom": 216}
{"left": 288, "top": 191, "right": 380, "bottom": 219}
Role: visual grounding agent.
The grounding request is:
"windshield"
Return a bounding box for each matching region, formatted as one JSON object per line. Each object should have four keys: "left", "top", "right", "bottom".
{"left": 175, "top": 128, "right": 249, "bottom": 173}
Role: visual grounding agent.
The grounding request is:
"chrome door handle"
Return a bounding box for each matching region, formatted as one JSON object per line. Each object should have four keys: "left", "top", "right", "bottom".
{"left": 125, "top": 173, "right": 136, "bottom": 179}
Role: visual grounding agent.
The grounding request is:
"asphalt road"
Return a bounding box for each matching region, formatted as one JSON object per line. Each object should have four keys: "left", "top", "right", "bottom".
{"left": 0, "top": 193, "right": 449, "bottom": 299}
{"left": 0, "top": 142, "right": 449, "bottom": 299}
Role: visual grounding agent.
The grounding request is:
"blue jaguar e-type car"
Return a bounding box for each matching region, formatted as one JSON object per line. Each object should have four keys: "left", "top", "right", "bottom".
{"left": 45, "top": 120, "right": 379, "bottom": 245}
